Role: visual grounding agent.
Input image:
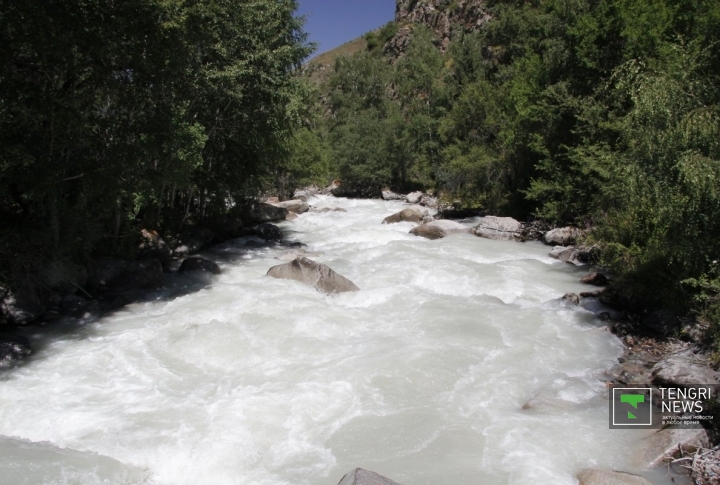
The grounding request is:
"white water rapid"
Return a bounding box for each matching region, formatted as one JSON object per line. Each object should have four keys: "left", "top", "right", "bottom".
{"left": 0, "top": 196, "right": 662, "bottom": 485}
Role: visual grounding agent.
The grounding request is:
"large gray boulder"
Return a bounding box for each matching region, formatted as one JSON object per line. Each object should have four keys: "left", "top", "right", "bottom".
{"left": 254, "top": 223, "right": 283, "bottom": 242}
{"left": 549, "top": 246, "right": 587, "bottom": 266}
{"left": 640, "top": 428, "right": 710, "bottom": 467}
{"left": 409, "top": 220, "right": 471, "bottom": 240}
{"left": 472, "top": 216, "right": 523, "bottom": 241}
{"left": 651, "top": 349, "right": 720, "bottom": 388}
{"left": 381, "top": 189, "right": 404, "bottom": 201}
{"left": 245, "top": 201, "right": 288, "bottom": 223}
{"left": 272, "top": 199, "right": 309, "bottom": 214}
{"left": 577, "top": 469, "right": 652, "bottom": 485}
{"left": 382, "top": 205, "right": 431, "bottom": 224}
{"left": 338, "top": 468, "right": 401, "bottom": 485}
{"left": 542, "top": 226, "right": 583, "bottom": 246}
{"left": 87, "top": 258, "right": 163, "bottom": 295}
{"left": 405, "top": 191, "right": 423, "bottom": 204}
{"left": 266, "top": 257, "right": 359, "bottom": 294}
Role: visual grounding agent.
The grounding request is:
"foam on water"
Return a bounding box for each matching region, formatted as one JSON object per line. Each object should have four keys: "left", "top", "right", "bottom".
{"left": 0, "top": 196, "right": 659, "bottom": 484}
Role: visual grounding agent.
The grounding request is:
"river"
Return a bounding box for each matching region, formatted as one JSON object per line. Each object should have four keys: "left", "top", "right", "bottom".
{"left": 0, "top": 196, "right": 660, "bottom": 484}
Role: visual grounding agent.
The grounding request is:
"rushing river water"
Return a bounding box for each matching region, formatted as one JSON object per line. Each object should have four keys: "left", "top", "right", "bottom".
{"left": 0, "top": 196, "right": 663, "bottom": 485}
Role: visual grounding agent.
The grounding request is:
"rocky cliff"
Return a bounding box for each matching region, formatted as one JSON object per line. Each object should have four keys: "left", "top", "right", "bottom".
{"left": 388, "top": 0, "right": 491, "bottom": 56}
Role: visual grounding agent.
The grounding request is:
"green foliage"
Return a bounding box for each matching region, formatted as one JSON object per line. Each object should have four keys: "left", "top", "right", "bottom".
{"left": 0, "top": 0, "right": 312, "bottom": 288}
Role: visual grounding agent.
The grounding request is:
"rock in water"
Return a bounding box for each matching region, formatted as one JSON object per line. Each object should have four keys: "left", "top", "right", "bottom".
{"left": 542, "top": 226, "right": 583, "bottom": 246}
{"left": 381, "top": 189, "right": 404, "bottom": 200}
{"left": 244, "top": 201, "right": 288, "bottom": 223}
{"left": 254, "top": 223, "right": 283, "bottom": 242}
{"left": 338, "top": 468, "right": 401, "bottom": 485}
{"left": 577, "top": 469, "right": 652, "bottom": 485}
{"left": 179, "top": 257, "right": 222, "bottom": 275}
{"left": 472, "top": 216, "right": 523, "bottom": 240}
{"left": 382, "top": 205, "right": 431, "bottom": 224}
{"left": 1, "top": 289, "right": 46, "bottom": 326}
{"left": 409, "top": 220, "right": 471, "bottom": 240}
{"left": 266, "top": 257, "right": 359, "bottom": 294}
{"left": 272, "top": 199, "right": 309, "bottom": 214}
{"left": 405, "top": 191, "right": 423, "bottom": 204}
{"left": 580, "top": 272, "right": 609, "bottom": 286}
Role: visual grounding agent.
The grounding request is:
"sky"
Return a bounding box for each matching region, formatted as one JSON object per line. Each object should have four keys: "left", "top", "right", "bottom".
{"left": 296, "top": 0, "right": 396, "bottom": 57}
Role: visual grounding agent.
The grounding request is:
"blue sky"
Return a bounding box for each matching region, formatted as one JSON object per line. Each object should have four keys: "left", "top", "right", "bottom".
{"left": 296, "top": 0, "right": 396, "bottom": 57}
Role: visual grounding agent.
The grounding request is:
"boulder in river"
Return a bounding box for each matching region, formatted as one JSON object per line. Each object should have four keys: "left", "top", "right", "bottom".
{"left": 310, "top": 207, "right": 348, "bottom": 213}
{"left": 338, "top": 468, "right": 401, "bottom": 485}
{"left": 244, "top": 201, "right": 288, "bottom": 223}
{"left": 548, "top": 245, "right": 597, "bottom": 266}
{"left": 179, "top": 257, "right": 222, "bottom": 275}
{"left": 381, "top": 189, "right": 404, "bottom": 201}
{"left": 87, "top": 258, "right": 163, "bottom": 295}
{"left": 0, "top": 335, "right": 32, "bottom": 370}
{"left": 543, "top": 227, "right": 583, "bottom": 246}
{"left": 580, "top": 272, "right": 609, "bottom": 286}
{"left": 382, "top": 205, "right": 431, "bottom": 224}
{"left": 405, "top": 191, "right": 423, "bottom": 204}
{"left": 577, "top": 469, "right": 652, "bottom": 485}
{"left": 651, "top": 349, "right": 720, "bottom": 388}
{"left": 266, "top": 257, "right": 359, "bottom": 294}
{"left": 272, "top": 199, "right": 309, "bottom": 214}
{"left": 640, "top": 427, "right": 710, "bottom": 467}
{"left": 472, "top": 216, "right": 523, "bottom": 241}
{"left": 409, "top": 220, "right": 471, "bottom": 240}
{"left": 254, "top": 223, "right": 283, "bottom": 242}
{"left": 172, "top": 227, "right": 215, "bottom": 257}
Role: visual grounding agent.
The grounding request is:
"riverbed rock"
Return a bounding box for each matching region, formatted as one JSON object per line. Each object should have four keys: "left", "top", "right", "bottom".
{"left": 409, "top": 220, "right": 471, "bottom": 240}
{"left": 651, "top": 349, "right": 720, "bottom": 388}
{"left": 1, "top": 289, "right": 46, "bottom": 326}
{"left": 543, "top": 227, "right": 583, "bottom": 246}
{"left": 472, "top": 216, "right": 523, "bottom": 241}
{"left": 179, "top": 257, "right": 222, "bottom": 275}
{"left": 244, "top": 201, "right": 288, "bottom": 223}
{"left": 138, "top": 229, "right": 172, "bottom": 266}
{"left": 548, "top": 245, "right": 594, "bottom": 266}
{"left": 266, "top": 257, "right": 359, "bottom": 294}
{"left": 577, "top": 469, "right": 652, "bottom": 485}
{"left": 580, "top": 272, "right": 609, "bottom": 286}
{"left": 418, "top": 194, "right": 439, "bottom": 209}
{"left": 405, "top": 191, "right": 423, "bottom": 204}
{"left": 381, "top": 189, "right": 404, "bottom": 201}
{"left": 338, "top": 468, "right": 401, "bottom": 485}
{"left": 272, "top": 199, "right": 309, "bottom": 214}
{"left": 42, "top": 260, "right": 88, "bottom": 295}
{"left": 640, "top": 428, "right": 711, "bottom": 467}
{"left": 0, "top": 336, "right": 32, "bottom": 370}
{"left": 562, "top": 293, "right": 580, "bottom": 305}
{"left": 87, "top": 258, "right": 163, "bottom": 295}
{"left": 254, "top": 223, "right": 283, "bottom": 242}
{"left": 382, "top": 205, "right": 431, "bottom": 224}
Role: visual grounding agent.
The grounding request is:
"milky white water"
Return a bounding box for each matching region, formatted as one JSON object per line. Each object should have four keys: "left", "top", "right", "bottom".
{"left": 0, "top": 196, "right": 661, "bottom": 485}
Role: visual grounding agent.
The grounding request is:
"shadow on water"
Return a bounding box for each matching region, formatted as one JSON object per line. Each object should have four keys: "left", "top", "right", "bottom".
{"left": 1, "top": 231, "right": 308, "bottom": 373}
